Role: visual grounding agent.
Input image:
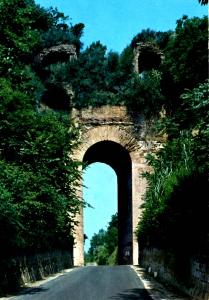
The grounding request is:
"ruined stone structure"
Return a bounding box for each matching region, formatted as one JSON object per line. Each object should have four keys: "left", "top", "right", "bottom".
{"left": 35, "top": 44, "right": 77, "bottom": 66}
{"left": 133, "top": 42, "right": 164, "bottom": 73}
{"left": 72, "top": 105, "right": 163, "bottom": 266}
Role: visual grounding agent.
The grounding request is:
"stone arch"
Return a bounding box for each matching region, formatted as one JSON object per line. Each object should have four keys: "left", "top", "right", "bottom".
{"left": 133, "top": 42, "right": 164, "bottom": 73}
{"left": 74, "top": 124, "right": 140, "bottom": 162}
{"left": 72, "top": 106, "right": 159, "bottom": 266}
{"left": 83, "top": 140, "right": 133, "bottom": 264}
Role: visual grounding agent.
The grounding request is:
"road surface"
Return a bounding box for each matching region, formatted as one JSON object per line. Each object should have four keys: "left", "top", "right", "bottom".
{"left": 11, "top": 265, "right": 152, "bottom": 300}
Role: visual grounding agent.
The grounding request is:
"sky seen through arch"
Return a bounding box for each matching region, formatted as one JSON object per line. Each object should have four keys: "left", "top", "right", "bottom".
{"left": 83, "top": 162, "right": 117, "bottom": 252}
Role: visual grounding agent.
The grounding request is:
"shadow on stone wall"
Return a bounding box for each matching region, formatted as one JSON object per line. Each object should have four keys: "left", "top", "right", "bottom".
{"left": 139, "top": 248, "right": 209, "bottom": 300}
{"left": 0, "top": 250, "right": 73, "bottom": 295}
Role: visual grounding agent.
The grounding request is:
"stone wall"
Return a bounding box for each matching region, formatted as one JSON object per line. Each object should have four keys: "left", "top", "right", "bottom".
{"left": 0, "top": 251, "right": 73, "bottom": 292}
{"left": 190, "top": 257, "right": 209, "bottom": 299}
{"left": 140, "top": 248, "right": 209, "bottom": 300}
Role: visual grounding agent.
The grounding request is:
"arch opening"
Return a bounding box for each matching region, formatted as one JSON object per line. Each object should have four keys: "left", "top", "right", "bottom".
{"left": 83, "top": 141, "right": 133, "bottom": 265}
{"left": 83, "top": 162, "right": 117, "bottom": 262}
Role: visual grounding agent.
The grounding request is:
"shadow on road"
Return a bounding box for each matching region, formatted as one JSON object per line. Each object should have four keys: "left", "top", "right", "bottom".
{"left": 111, "top": 288, "right": 153, "bottom": 300}
{"left": 6, "top": 286, "right": 49, "bottom": 298}
{"left": 20, "top": 287, "right": 48, "bottom": 295}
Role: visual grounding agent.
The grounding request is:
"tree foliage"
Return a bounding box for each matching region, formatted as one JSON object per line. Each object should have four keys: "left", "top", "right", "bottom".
{"left": 85, "top": 214, "right": 118, "bottom": 265}
{"left": 162, "top": 16, "right": 208, "bottom": 112}
{"left": 131, "top": 29, "right": 172, "bottom": 50}
{"left": 198, "top": 0, "right": 208, "bottom": 4}
{"left": 43, "top": 14, "right": 207, "bottom": 121}
{"left": 0, "top": 0, "right": 83, "bottom": 264}
{"left": 137, "top": 81, "right": 209, "bottom": 256}
{"left": 134, "top": 15, "right": 208, "bottom": 267}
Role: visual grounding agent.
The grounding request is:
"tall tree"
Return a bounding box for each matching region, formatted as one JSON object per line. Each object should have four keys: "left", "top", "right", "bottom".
{"left": 85, "top": 214, "right": 118, "bottom": 265}
{"left": 198, "top": 0, "right": 208, "bottom": 4}
{"left": 0, "top": 0, "right": 83, "bottom": 261}
{"left": 162, "top": 15, "right": 208, "bottom": 113}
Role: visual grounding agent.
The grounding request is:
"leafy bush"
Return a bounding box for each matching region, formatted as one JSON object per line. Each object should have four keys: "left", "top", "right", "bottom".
{"left": 137, "top": 81, "right": 209, "bottom": 256}
{"left": 0, "top": 0, "right": 83, "bottom": 263}
{"left": 162, "top": 15, "right": 208, "bottom": 113}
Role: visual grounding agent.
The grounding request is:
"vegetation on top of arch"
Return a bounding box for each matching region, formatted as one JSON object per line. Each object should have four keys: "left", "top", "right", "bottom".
{"left": 42, "top": 15, "right": 207, "bottom": 119}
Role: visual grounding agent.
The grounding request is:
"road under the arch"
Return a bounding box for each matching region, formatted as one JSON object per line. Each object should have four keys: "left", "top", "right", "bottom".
{"left": 12, "top": 266, "right": 152, "bottom": 300}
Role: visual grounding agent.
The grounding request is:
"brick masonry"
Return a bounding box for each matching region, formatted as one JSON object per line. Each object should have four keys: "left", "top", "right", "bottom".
{"left": 71, "top": 105, "right": 163, "bottom": 266}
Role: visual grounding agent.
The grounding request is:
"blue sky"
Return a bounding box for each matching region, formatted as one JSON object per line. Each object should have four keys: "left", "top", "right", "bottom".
{"left": 36, "top": 0, "right": 207, "bottom": 250}
{"left": 36, "top": 0, "right": 207, "bottom": 53}
{"left": 83, "top": 163, "right": 117, "bottom": 251}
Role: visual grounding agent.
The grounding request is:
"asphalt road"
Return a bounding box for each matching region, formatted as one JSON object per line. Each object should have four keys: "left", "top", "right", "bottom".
{"left": 11, "top": 266, "right": 152, "bottom": 300}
